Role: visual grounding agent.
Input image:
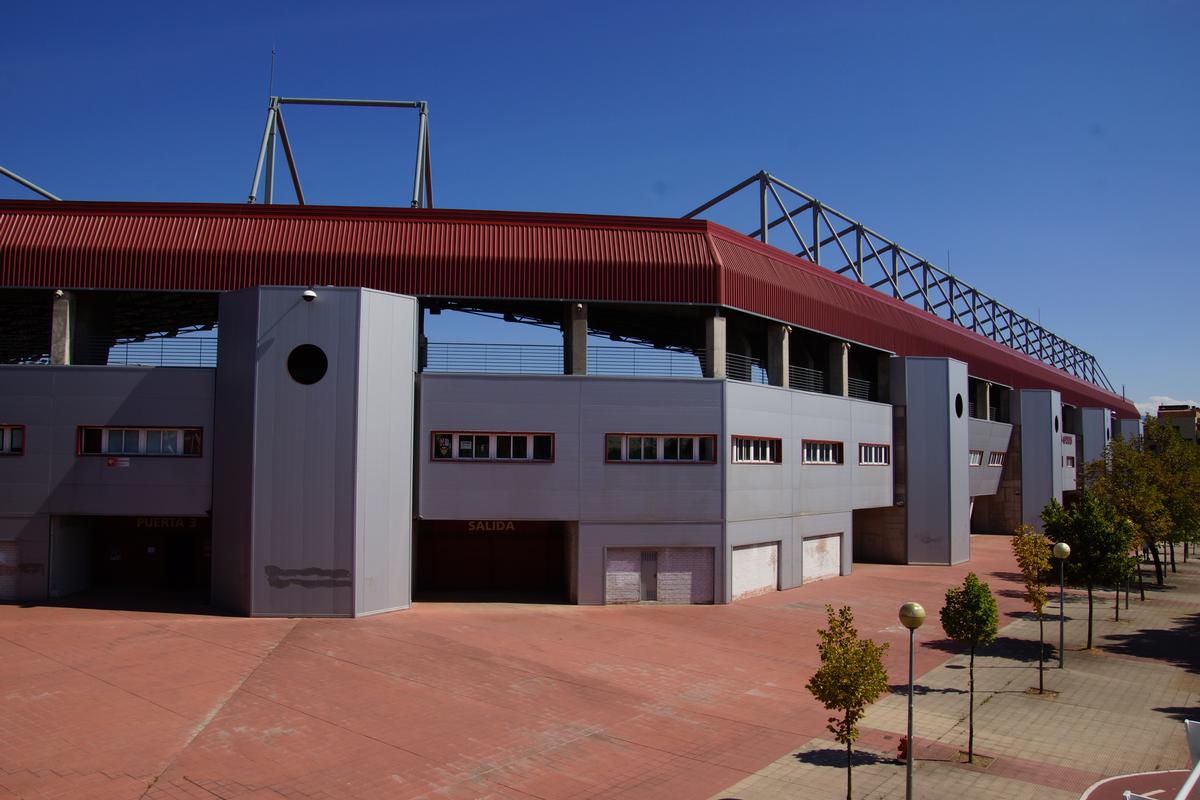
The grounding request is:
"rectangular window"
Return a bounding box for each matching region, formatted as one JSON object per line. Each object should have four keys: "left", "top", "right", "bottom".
{"left": 77, "top": 426, "right": 203, "bottom": 457}
{"left": 858, "top": 443, "right": 890, "bottom": 466}
{"left": 606, "top": 434, "right": 717, "bottom": 463}
{"left": 1063, "top": 455, "right": 1075, "bottom": 469}
{"left": 802, "top": 440, "right": 844, "bottom": 465}
{"left": 732, "top": 436, "right": 782, "bottom": 464}
{"left": 0, "top": 425, "right": 25, "bottom": 455}
{"left": 989, "top": 452, "right": 1007, "bottom": 467}
{"left": 431, "top": 432, "right": 554, "bottom": 463}
{"left": 969, "top": 450, "right": 984, "bottom": 467}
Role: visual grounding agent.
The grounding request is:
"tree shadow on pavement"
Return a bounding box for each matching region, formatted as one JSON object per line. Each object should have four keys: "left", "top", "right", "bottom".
{"left": 920, "top": 635, "right": 1049, "bottom": 664}
{"left": 888, "top": 682, "right": 965, "bottom": 696}
{"left": 1102, "top": 612, "right": 1200, "bottom": 674}
{"left": 793, "top": 748, "right": 892, "bottom": 768}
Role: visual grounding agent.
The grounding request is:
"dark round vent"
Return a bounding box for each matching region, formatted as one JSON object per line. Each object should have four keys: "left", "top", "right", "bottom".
{"left": 287, "top": 344, "right": 328, "bottom": 385}
{"left": 955, "top": 394, "right": 964, "bottom": 419}
{"left": 1055, "top": 416, "right": 1060, "bottom": 433}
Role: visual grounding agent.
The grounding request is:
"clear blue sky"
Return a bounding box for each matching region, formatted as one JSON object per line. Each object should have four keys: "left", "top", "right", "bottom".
{"left": 3, "top": 1, "right": 1196, "bottom": 411}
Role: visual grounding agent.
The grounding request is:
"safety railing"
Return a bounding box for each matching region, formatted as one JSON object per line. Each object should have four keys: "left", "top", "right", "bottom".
{"left": 424, "top": 342, "right": 708, "bottom": 378}
{"left": 848, "top": 377, "right": 872, "bottom": 401}
{"left": 789, "top": 365, "right": 825, "bottom": 394}
{"left": 61, "top": 336, "right": 219, "bottom": 368}
{"left": 588, "top": 346, "right": 704, "bottom": 377}
{"left": 424, "top": 342, "right": 563, "bottom": 374}
{"left": 726, "top": 353, "right": 768, "bottom": 384}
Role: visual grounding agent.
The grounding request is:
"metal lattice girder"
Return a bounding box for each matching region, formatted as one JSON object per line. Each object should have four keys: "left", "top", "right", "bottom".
{"left": 683, "top": 172, "right": 1116, "bottom": 392}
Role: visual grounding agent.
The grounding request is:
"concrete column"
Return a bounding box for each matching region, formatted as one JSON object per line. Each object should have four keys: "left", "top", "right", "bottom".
{"left": 828, "top": 340, "right": 849, "bottom": 396}
{"left": 984, "top": 382, "right": 992, "bottom": 420}
{"left": 50, "top": 291, "right": 72, "bottom": 365}
{"left": 766, "top": 324, "right": 789, "bottom": 387}
{"left": 562, "top": 302, "right": 588, "bottom": 375}
{"left": 704, "top": 313, "right": 726, "bottom": 379}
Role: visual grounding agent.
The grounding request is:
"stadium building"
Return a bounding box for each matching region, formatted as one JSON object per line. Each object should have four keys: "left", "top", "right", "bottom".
{"left": 0, "top": 159, "right": 1140, "bottom": 615}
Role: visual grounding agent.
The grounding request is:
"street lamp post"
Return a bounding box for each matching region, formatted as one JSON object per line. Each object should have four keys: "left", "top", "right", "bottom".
{"left": 899, "top": 602, "right": 926, "bottom": 800}
{"left": 1053, "top": 542, "right": 1071, "bottom": 669}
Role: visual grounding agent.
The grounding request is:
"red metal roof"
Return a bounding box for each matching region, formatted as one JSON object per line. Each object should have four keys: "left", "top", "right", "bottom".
{"left": 0, "top": 199, "right": 1135, "bottom": 416}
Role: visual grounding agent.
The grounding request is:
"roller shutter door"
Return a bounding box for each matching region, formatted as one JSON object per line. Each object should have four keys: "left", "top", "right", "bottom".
{"left": 605, "top": 547, "right": 714, "bottom": 604}
{"left": 732, "top": 542, "right": 779, "bottom": 600}
{"left": 802, "top": 533, "right": 842, "bottom": 582}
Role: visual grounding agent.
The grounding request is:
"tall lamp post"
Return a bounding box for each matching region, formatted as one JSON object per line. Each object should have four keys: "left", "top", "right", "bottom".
{"left": 1053, "top": 542, "right": 1071, "bottom": 669}
{"left": 899, "top": 601, "right": 926, "bottom": 800}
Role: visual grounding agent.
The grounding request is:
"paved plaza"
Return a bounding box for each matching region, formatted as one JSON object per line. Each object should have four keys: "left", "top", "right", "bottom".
{"left": 0, "top": 536, "right": 1196, "bottom": 799}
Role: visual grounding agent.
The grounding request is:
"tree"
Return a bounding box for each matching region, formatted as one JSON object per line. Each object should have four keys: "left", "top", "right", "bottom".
{"left": 806, "top": 604, "right": 890, "bottom": 800}
{"left": 1041, "top": 492, "right": 1137, "bottom": 648}
{"left": 939, "top": 573, "right": 998, "bottom": 763}
{"left": 1011, "top": 525, "right": 1051, "bottom": 693}
{"left": 1144, "top": 418, "right": 1200, "bottom": 573}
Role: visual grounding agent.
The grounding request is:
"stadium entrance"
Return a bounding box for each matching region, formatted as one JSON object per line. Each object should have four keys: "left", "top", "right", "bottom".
{"left": 48, "top": 515, "right": 211, "bottom": 607}
{"left": 415, "top": 519, "right": 570, "bottom": 601}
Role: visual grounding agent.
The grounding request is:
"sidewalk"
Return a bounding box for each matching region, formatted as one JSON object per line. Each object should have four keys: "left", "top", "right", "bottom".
{"left": 713, "top": 552, "right": 1200, "bottom": 800}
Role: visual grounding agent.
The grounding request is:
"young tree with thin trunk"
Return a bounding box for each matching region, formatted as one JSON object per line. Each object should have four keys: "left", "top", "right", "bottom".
{"left": 1011, "top": 525, "right": 1051, "bottom": 693}
{"left": 806, "top": 604, "right": 890, "bottom": 800}
{"left": 939, "top": 572, "right": 998, "bottom": 763}
{"left": 1041, "top": 492, "right": 1136, "bottom": 649}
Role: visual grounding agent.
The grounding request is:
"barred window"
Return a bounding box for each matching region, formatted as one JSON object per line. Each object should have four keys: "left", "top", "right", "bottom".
{"left": 802, "top": 440, "right": 843, "bottom": 465}
{"left": 432, "top": 432, "right": 554, "bottom": 462}
{"left": 606, "top": 434, "right": 716, "bottom": 463}
{"left": 78, "top": 427, "right": 202, "bottom": 457}
{"left": 732, "top": 436, "right": 782, "bottom": 464}
{"left": 969, "top": 450, "right": 984, "bottom": 467}
{"left": 989, "top": 452, "right": 1007, "bottom": 467}
{"left": 858, "top": 443, "right": 890, "bottom": 466}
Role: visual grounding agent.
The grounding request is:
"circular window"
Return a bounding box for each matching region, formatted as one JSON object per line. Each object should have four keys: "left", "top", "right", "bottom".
{"left": 287, "top": 344, "right": 328, "bottom": 385}
{"left": 954, "top": 394, "right": 964, "bottom": 418}
{"left": 1054, "top": 416, "right": 1060, "bottom": 433}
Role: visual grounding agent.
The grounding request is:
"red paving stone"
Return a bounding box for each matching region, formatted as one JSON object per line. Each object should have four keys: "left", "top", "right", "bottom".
{"left": 0, "top": 535, "right": 1033, "bottom": 799}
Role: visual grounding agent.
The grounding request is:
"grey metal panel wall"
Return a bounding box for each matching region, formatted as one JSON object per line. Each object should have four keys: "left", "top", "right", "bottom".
{"left": 353, "top": 290, "right": 417, "bottom": 616}
{"left": 723, "top": 381, "right": 890, "bottom": 600}
{"left": 725, "top": 383, "right": 793, "bottom": 522}
{"left": 946, "top": 360, "right": 970, "bottom": 565}
{"left": 1079, "top": 408, "right": 1112, "bottom": 467}
{"left": 789, "top": 391, "right": 893, "bottom": 515}
{"left": 211, "top": 289, "right": 258, "bottom": 613}
{"left": 579, "top": 379, "right": 724, "bottom": 522}
{"left": 418, "top": 375, "right": 725, "bottom": 524}
{"left": 0, "top": 515, "right": 48, "bottom": 601}
{"left": 0, "top": 365, "right": 214, "bottom": 518}
{"left": 577, "top": 521, "right": 722, "bottom": 605}
{"left": 899, "top": 358, "right": 970, "bottom": 565}
{"left": 968, "top": 418, "right": 1014, "bottom": 497}
{"left": 249, "top": 287, "right": 360, "bottom": 617}
{"left": 1020, "top": 390, "right": 1064, "bottom": 531}
{"left": 418, "top": 376, "right": 583, "bottom": 521}
{"left": 1115, "top": 417, "right": 1143, "bottom": 441}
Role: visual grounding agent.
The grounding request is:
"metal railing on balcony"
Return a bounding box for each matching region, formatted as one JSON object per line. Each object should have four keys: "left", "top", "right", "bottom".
{"left": 66, "top": 336, "right": 219, "bottom": 368}
{"left": 726, "top": 353, "right": 768, "bottom": 384}
{"left": 588, "top": 346, "right": 704, "bottom": 377}
{"left": 424, "top": 342, "right": 563, "bottom": 374}
{"left": 847, "top": 377, "right": 872, "bottom": 401}
{"left": 789, "top": 365, "right": 825, "bottom": 394}
{"left": 423, "top": 342, "right": 708, "bottom": 378}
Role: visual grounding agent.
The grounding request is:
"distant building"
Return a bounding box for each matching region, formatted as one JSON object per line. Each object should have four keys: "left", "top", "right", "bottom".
{"left": 1157, "top": 404, "right": 1200, "bottom": 444}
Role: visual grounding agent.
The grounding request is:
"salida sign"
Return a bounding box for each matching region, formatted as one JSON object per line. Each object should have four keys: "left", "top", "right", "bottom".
{"left": 467, "top": 521, "right": 516, "bottom": 532}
